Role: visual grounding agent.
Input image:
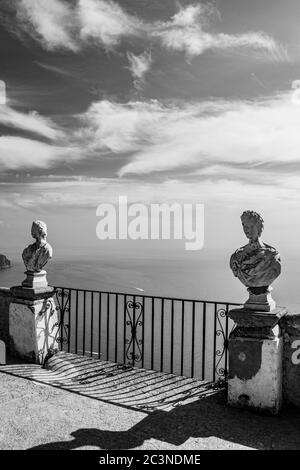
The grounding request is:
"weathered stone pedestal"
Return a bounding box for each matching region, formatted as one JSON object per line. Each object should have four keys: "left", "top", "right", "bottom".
{"left": 227, "top": 307, "right": 287, "bottom": 415}
{"left": 9, "top": 285, "right": 58, "bottom": 364}
{"left": 244, "top": 286, "right": 276, "bottom": 312}
{"left": 22, "top": 270, "right": 48, "bottom": 288}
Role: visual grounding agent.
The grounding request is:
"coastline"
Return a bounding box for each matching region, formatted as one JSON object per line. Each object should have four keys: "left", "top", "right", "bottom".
{"left": 0, "top": 265, "right": 11, "bottom": 270}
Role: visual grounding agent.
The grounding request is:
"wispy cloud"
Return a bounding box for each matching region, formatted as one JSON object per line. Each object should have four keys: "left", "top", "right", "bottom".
{"left": 35, "top": 61, "right": 73, "bottom": 77}
{"left": 76, "top": 99, "right": 166, "bottom": 154}
{"left": 0, "top": 136, "right": 77, "bottom": 170}
{"left": 0, "top": 80, "right": 6, "bottom": 105}
{"left": 127, "top": 51, "right": 152, "bottom": 89}
{"left": 4, "top": 82, "right": 297, "bottom": 187}
{"left": 0, "top": 98, "right": 79, "bottom": 171}
{"left": 2, "top": 174, "right": 300, "bottom": 210}
{"left": 6, "top": 0, "right": 142, "bottom": 51}
{"left": 73, "top": 90, "right": 300, "bottom": 177}
{"left": 15, "top": 0, "right": 78, "bottom": 51}
{"left": 4, "top": 1, "right": 287, "bottom": 62}
{"left": 150, "top": 4, "right": 286, "bottom": 60}
{"left": 0, "top": 104, "right": 62, "bottom": 140}
{"left": 77, "top": 0, "right": 142, "bottom": 49}
{"left": 117, "top": 93, "right": 300, "bottom": 176}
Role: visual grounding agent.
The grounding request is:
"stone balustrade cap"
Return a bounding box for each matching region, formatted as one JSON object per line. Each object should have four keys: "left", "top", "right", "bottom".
{"left": 228, "top": 307, "right": 287, "bottom": 334}
{"left": 10, "top": 285, "right": 56, "bottom": 301}
{"left": 227, "top": 307, "right": 287, "bottom": 339}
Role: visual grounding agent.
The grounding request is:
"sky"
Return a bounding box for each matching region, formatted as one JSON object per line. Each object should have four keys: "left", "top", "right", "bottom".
{"left": 0, "top": 0, "right": 300, "bottom": 262}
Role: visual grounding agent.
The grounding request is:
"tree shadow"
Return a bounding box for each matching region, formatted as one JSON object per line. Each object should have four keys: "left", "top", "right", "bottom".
{"left": 28, "top": 391, "right": 300, "bottom": 450}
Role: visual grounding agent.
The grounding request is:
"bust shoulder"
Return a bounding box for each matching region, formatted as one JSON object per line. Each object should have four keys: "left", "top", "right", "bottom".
{"left": 41, "top": 242, "right": 53, "bottom": 256}
{"left": 261, "top": 243, "right": 279, "bottom": 253}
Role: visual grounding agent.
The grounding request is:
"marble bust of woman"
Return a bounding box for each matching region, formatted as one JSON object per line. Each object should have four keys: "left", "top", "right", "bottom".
{"left": 230, "top": 211, "right": 281, "bottom": 310}
{"left": 22, "top": 220, "right": 53, "bottom": 273}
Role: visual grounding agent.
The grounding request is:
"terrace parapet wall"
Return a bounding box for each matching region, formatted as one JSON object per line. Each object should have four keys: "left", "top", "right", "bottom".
{"left": 279, "top": 312, "right": 300, "bottom": 408}
{"left": 0, "top": 287, "right": 13, "bottom": 345}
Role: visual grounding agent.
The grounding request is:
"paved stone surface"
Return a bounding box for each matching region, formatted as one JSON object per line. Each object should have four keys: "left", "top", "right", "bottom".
{"left": 0, "top": 356, "right": 300, "bottom": 450}
{"left": 1, "top": 352, "right": 216, "bottom": 412}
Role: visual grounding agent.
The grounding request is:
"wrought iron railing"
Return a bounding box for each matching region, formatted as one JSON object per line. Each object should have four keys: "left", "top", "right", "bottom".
{"left": 53, "top": 287, "right": 241, "bottom": 382}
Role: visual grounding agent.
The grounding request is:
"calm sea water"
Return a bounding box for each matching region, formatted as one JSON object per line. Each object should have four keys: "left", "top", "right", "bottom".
{"left": 0, "top": 253, "right": 299, "bottom": 309}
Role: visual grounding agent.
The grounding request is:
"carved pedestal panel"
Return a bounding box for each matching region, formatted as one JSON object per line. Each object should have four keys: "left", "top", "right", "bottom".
{"left": 9, "top": 286, "right": 58, "bottom": 364}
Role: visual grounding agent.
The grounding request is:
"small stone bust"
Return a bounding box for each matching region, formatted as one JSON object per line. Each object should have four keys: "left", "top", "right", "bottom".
{"left": 230, "top": 211, "right": 281, "bottom": 289}
{"left": 22, "top": 220, "right": 53, "bottom": 272}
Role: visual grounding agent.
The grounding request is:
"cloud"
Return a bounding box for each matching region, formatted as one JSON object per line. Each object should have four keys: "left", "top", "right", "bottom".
{"left": 7, "top": 0, "right": 142, "bottom": 51}
{"left": 0, "top": 104, "right": 62, "bottom": 140}
{"left": 76, "top": 99, "right": 169, "bottom": 154}
{"left": 15, "top": 0, "right": 78, "bottom": 51}
{"left": 127, "top": 51, "right": 152, "bottom": 89}
{"left": 0, "top": 99, "right": 78, "bottom": 171}
{"left": 77, "top": 0, "right": 142, "bottom": 48}
{"left": 0, "top": 80, "right": 6, "bottom": 105}
{"left": 2, "top": 174, "right": 300, "bottom": 210}
{"left": 116, "top": 94, "right": 300, "bottom": 175}
{"left": 189, "top": 164, "right": 291, "bottom": 187}
{"left": 150, "top": 4, "right": 286, "bottom": 60}
{"left": 0, "top": 136, "right": 77, "bottom": 170}
{"left": 5, "top": 1, "right": 286, "bottom": 62}
{"left": 74, "top": 90, "right": 300, "bottom": 177}
{"left": 35, "top": 62, "right": 73, "bottom": 77}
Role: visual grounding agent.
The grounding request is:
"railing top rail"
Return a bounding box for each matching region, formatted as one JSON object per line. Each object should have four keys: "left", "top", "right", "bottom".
{"left": 54, "top": 285, "right": 241, "bottom": 307}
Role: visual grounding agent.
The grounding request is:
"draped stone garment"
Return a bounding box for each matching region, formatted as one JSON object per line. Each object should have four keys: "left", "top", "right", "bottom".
{"left": 22, "top": 242, "right": 53, "bottom": 272}
{"left": 230, "top": 241, "right": 281, "bottom": 288}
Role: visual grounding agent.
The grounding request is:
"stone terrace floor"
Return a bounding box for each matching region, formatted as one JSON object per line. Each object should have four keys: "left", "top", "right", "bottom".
{"left": 0, "top": 352, "right": 300, "bottom": 450}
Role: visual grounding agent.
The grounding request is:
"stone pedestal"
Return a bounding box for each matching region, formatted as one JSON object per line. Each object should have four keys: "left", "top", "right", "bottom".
{"left": 9, "top": 286, "right": 59, "bottom": 364}
{"left": 22, "top": 270, "right": 48, "bottom": 288}
{"left": 227, "top": 307, "right": 287, "bottom": 415}
{"left": 244, "top": 286, "right": 276, "bottom": 312}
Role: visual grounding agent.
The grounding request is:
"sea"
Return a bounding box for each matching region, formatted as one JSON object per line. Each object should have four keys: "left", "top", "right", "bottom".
{"left": 0, "top": 252, "right": 299, "bottom": 309}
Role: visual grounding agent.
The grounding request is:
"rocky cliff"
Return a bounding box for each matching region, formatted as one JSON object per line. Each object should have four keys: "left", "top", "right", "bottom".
{"left": 0, "top": 254, "right": 11, "bottom": 269}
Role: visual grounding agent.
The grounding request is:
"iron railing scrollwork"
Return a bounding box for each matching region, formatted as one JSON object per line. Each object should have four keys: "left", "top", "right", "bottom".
{"left": 125, "top": 300, "right": 144, "bottom": 367}
{"left": 27, "top": 298, "right": 54, "bottom": 318}
{"left": 214, "top": 305, "right": 236, "bottom": 380}
{"left": 52, "top": 288, "right": 71, "bottom": 349}
{"left": 214, "top": 307, "right": 227, "bottom": 379}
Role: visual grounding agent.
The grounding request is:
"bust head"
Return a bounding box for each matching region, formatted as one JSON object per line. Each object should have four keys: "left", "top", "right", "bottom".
{"left": 241, "top": 210, "right": 264, "bottom": 242}
{"left": 31, "top": 220, "right": 47, "bottom": 242}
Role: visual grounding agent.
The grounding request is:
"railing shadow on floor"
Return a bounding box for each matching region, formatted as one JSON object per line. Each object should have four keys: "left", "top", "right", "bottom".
{"left": 26, "top": 392, "right": 300, "bottom": 450}
{"left": 0, "top": 352, "right": 221, "bottom": 414}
